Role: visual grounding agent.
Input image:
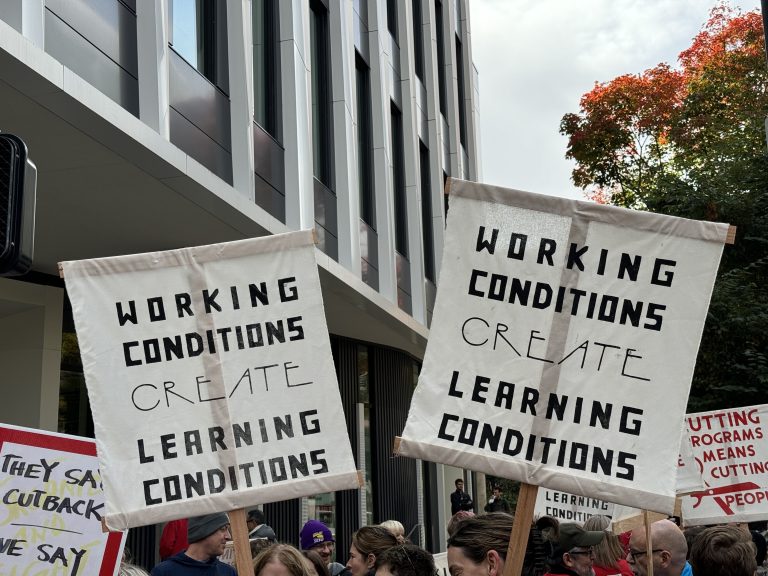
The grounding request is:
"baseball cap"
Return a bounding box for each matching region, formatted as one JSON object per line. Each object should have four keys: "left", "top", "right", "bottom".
{"left": 552, "top": 523, "right": 604, "bottom": 556}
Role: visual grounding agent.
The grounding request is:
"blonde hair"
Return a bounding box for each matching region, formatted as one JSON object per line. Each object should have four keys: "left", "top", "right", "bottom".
{"left": 253, "top": 544, "right": 312, "bottom": 576}
{"left": 583, "top": 515, "right": 622, "bottom": 568}
{"left": 380, "top": 520, "right": 406, "bottom": 544}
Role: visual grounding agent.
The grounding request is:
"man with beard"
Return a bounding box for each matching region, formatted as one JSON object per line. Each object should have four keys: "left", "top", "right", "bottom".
{"left": 151, "top": 512, "right": 236, "bottom": 575}
{"left": 543, "top": 523, "right": 604, "bottom": 576}
{"left": 450, "top": 479, "right": 474, "bottom": 515}
{"left": 626, "top": 519, "right": 690, "bottom": 576}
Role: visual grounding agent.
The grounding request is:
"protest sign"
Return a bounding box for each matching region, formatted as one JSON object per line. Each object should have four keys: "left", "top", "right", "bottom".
{"left": 0, "top": 424, "right": 125, "bottom": 576}
{"left": 397, "top": 179, "right": 729, "bottom": 513}
{"left": 533, "top": 488, "right": 614, "bottom": 523}
{"left": 61, "top": 231, "right": 359, "bottom": 530}
{"left": 682, "top": 404, "right": 768, "bottom": 525}
{"left": 676, "top": 427, "right": 704, "bottom": 494}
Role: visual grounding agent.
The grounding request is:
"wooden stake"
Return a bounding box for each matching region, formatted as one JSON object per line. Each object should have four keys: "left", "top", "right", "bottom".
{"left": 502, "top": 483, "right": 538, "bottom": 576}
{"left": 644, "top": 510, "right": 654, "bottom": 576}
{"left": 229, "top": 508, "right": 253, "bottom": 576}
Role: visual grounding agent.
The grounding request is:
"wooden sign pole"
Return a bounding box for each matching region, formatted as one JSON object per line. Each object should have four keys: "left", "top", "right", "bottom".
{"left": 643, "top": 510, "right": 654, "bottom": 576}
{"left": 229, "top": 508, "right": 253, "bottom": 576}
{"left": 502, "top": 483, "right": 538, "bottom": 576}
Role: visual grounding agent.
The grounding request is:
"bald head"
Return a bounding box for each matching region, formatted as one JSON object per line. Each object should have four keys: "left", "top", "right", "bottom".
{"left": 628, "top": 520, "right": 688, "bottom": 576}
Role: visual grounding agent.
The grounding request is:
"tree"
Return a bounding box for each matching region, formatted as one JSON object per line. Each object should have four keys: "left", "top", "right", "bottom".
{"left": 560, "top": 4, "right": 768, "bottom": 412}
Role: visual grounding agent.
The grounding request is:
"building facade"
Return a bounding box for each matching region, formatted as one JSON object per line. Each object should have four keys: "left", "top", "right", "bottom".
{"left": 0, "top": 0, "right": 482, "bottom": 568}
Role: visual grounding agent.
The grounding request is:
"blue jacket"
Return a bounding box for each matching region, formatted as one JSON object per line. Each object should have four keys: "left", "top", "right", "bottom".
{"left": 151, "top": 552, "right": 237, "bottom": 576}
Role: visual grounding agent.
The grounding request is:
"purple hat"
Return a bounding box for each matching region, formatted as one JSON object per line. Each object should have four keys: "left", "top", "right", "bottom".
{"left": 300, "top": 519, "right": 334, "bottom": 550}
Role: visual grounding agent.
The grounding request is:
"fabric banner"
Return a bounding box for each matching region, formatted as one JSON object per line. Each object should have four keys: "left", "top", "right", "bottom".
{"left": 62, "top": 231, "right": 359, "bottom": 530}
{"left": 398, "top": 179, "right": 728, "bottom": 513}
{"left": 0, "top": 424, "right": 125, "bottom": 576}
{"left": 681, "top": 404, "right": 768, "bottom": 525}
{"left": 533, "top": 488, "right": 614, "bottom": 524}
{"left": 676, "top": 428, "right": 704, "bottom": 494}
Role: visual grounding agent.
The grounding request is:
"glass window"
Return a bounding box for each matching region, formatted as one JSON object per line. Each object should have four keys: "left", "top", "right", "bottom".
{"left": 358, "top": 345, "right": 374, "bottom": 526}
{"left": 170, "top": 0, "right": 223, "bottom": 86}
{"left": 387, "top": 0, "right": 398, "bottom": 42}
{"left": 391, "top": 103, "right": 408, "bottom": 256}
{"left": 253, "top": 0, "right": 281, "bottom": 140}
{"left": 419, "top": 143, "right": 435, "bottom": 281}
{"left": 412, "top": 0, "right": 424, "bottom": 81}
{"left": 435, "top": 0, "right": 447, "bottom": 116}
{"left": 310, "top": 0, "right": 334, "bottom": 188}
{"left": 456, "top": 35, "right": 467, "bottom": 147}
{"left": 356, "top": 54, "right": 375, "bottom": 227}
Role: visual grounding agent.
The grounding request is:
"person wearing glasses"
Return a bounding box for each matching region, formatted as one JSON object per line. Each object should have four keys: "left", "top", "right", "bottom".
{"left": 543, "top": 523, "right": 604, "bottom": 576}
{"left": 300, "top": 520, "right": 348, "bottom": 576}
{"left": 626, "top": 519, "right": 690, "bottom": 576}
{"left": 248, "top": 508, "right": 278, "bottom": 543}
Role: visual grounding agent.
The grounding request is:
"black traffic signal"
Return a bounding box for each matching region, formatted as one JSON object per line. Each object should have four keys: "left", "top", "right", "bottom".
{"left": 0, "top": 133, "right": 36, "bottom": 276}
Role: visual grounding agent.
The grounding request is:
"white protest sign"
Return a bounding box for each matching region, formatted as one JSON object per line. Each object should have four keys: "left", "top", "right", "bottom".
{"left": 0, "top": 424, "right": 125, "bottom": 576}
{"left": 681, "top": 404, "right": 768, "bottom": 525}
{"left": 398, "top": 179, "right": 728, "bottom": 513}
{"left": 433, "top": 552, "right": 448, "bottom": 576}
{"left": 62, "top": 231, "right": 359, "bottom": 530}
{"left": 533, "top": 488, "right": 614, "bottom": 523}
{"left": 676, "top": 427, "right": 704, "bottom": 494}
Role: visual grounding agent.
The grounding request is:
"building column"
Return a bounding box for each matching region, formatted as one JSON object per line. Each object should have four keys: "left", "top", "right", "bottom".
{"left": 227, "top": 0, "right": 256, "bottom": 200}
{"left": 281, "top": 0, "right": 315, "bottom": 231}
{"left": 367, "top": 0, "right": 396, "bottom": 304}
{"left": 329, "top": 0, "right": 361, "bottom": 275}
{"left": 0, "top": 0, "right": 44, "bottom": 46}
{"left": 0, "top": 278, "right": 63, "bottom": 432}
{"left": 136, "top": 0, "right": 170, "bottom": 138}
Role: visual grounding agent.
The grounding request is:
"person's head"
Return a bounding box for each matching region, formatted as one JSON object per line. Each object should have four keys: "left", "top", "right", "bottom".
{"left": 455, "top": 479, "right": 465, "bottom": 491}
{"left": 249, "top": 509, "right": 267, "bottom": 529}
{"left": 186, "top": 512, "right": 231, "bottom": 559}
{"left": 689, "top": 525, "right": 757, "bottom": 576}
{"left": 254, "top": 544, "right": 313, "bottom": 576}
{"left": 492, "top": 487, "right": 501, "bottom": 498}
{"left": 583, "top": 515, "right": 623, "bottom": 568}
{"left": 627, "top": 519, "right": 687, "bottom": 576}
{"left": 379, "top": 520, "right": 406, "bottom": 544}
{"left": 447, "top": 512, "right": 514, "bottom": 576}
{"left": 374, "top": 544, "right": 436, "bottom": 576}
{"left": 300, "top": 520, "right": 336, "bottom": 564}
{"left": 348, "top": 526, "right": 399, "bottom": 576}
{"left": 546, "top": 522, "right": 604, "bottom": 576}
{"left": 682, "top": 525, "right": 706, "bottom": 560}
{"left": 303, "top": 550, "right": 331, "bottom": 576}
{"left": 446, "top": 511, "right": 475, "bottom": 537}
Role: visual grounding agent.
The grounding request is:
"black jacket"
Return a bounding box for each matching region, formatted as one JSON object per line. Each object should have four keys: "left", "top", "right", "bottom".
{"left": 451, "top": 489, "right": 473, "bottom": 514}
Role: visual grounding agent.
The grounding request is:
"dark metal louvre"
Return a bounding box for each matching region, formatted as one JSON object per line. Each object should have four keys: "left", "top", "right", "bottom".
{"left": 0, "top": 136, "right": 12, "bottom": 250}
{"left": 264, "top": 498, "right": 301, "bottom": 546}
{"left": 332, "top": 336, "right": 361, "bottom": 557}
{"left": 370, "top": 347, "right": 418, "bottom": 534}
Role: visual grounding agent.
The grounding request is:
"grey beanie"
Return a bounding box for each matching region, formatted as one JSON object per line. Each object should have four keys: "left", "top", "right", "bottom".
{"left": 187, "top": 512, "right": 230, "bottom": 543}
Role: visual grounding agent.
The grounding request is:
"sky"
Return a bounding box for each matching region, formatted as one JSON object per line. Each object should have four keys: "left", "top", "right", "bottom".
{"left": 469, "top": 0, "right": 762, "bottom": 200}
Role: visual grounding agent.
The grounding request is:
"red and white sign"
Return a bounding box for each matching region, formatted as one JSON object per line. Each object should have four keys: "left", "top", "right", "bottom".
{"left": 0, "top": 424, "right": 125, "bottom": 576}
{"left": 681, "top": 404, "right": 768, "bottom": 525}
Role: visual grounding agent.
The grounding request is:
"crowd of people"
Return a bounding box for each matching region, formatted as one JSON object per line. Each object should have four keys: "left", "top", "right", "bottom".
{"left": 118, "top": 486, "right": 768, "bottom": 576}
